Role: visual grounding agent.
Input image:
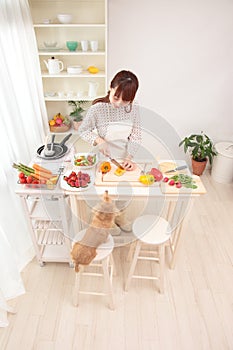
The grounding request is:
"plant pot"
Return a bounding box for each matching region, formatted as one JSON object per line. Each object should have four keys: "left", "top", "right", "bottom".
{"left": 192, "top": 158, "right": 207, "bottom": 176}
{"left": 73, "top": 120, "right": 82, "bottom": 130}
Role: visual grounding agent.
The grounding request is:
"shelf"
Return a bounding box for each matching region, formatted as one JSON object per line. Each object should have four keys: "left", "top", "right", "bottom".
{"left": 35, "top": 225, "right": 65, "bottom": 245}
{"left": 41, "top": 245, "right": 71, "bottom": 263}
{"left": 29, "top": 199, "right": 63, "bottom": 220}
{"left": 38, "top": 50, "right": 105, "bottom": 55}
{"left": 34, "top": 24, "right": 106, "bottom": 28}
{"left": 42, "top": 70, "right": 105, "bottom": 78}
{"left": 45, "top": 94, "right": 105, "bottom": 101}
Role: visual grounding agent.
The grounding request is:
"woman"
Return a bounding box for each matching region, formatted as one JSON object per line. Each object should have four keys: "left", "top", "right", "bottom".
{"left": 79, "top": 70, "right": 141, "bottom": 170}
{"left": 79, "top": 70, "right": 142, "bottom": 234}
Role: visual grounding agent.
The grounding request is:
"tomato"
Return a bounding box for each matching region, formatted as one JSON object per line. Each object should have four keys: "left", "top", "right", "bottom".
{"left": 32, "top": 180, "right": 39, "bottom": 184}
{"left": 18, "top": 172, "right": 26, "bottom": 179}
{"left": 19, "top": 177, "right": 27, "bottom": 184}
{"left": 26, "top": 175, "right": 33, "bottom": 184}
{"left": 163, "top": 177, "right": 169, "bottom": 182}
{"left": 169, "top": 180, "right": 175, "bottom": 186}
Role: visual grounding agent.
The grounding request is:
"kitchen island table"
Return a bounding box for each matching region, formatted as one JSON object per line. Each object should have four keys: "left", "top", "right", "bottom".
{"left": 61, "top": 160, "right": 206, "bottom": 269}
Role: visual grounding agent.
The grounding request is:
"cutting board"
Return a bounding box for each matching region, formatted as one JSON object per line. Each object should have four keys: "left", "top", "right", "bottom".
{"left": 160, "top": 175, "right": 206, "bottom": 194}
{"left": 95, "top": 163, "right": 159, "bottom": 187}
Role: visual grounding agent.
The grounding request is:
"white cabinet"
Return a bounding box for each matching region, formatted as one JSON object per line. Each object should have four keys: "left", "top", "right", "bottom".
{"left": 29, "top": 0, "right": 108, "bottom": 132}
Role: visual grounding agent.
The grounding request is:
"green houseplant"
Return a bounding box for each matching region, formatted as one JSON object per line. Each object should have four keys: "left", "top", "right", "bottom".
{"left": 179, "top": 131, "right": 217, "bottom": 175}
{"left": 68, "top": 100, "right": 89, "bottom": 130}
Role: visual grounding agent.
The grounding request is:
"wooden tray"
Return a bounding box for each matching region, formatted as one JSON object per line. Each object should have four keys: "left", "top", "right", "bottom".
{"left": 160, "top": 175, "right": 206, "bottom": 194}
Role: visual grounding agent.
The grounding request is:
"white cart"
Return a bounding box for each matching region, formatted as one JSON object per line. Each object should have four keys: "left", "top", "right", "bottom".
{"left": 15, "top": 185, "right": 74, "bottom": 267}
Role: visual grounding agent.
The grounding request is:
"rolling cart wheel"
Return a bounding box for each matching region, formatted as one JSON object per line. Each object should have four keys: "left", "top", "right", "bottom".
{"left": 69, "top": 262, "right": 74, "bottom": 268}
{"left": 39, "top": 261, "right": 45, "bottom": 267}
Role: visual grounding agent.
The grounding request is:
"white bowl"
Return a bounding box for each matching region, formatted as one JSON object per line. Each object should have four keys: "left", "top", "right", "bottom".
{"left": 57, "top": 14, "right": 72, "bottom": 24}
{"left": 67, "top": 65, "right": 83, "bottom": 74}
{"left": 44, "top": 41, "right": 57, "bottom": 48}
{"left": 74, "top": 153, "right": 98, "bottom": 169}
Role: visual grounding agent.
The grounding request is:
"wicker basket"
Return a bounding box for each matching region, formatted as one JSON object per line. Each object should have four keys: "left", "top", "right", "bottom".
{"left": 49, "top": 124, "right": 71, "bottom": 133}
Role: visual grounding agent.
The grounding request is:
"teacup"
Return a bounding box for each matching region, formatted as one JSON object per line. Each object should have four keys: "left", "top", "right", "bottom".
{"left": 66, "top": 41, "right": 78, "bottom": 51}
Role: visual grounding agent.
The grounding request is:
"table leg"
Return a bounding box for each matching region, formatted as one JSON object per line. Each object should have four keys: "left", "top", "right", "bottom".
{"left": 169, "top": 198, "right": 195, "bottom": 269}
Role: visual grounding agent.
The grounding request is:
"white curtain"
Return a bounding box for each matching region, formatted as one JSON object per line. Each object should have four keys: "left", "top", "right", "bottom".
{"left": 0, "top": 0, "right": 48, "bottom": 326}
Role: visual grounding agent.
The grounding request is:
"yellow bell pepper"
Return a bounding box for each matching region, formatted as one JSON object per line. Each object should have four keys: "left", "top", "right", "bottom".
{"left": 114, "top": 167, "right": 126, "bottom": 176}
{"left": 139, "top": 174, "right": 155, "bottom": 185}
{"left": 100, "top": 161, "right": 111, "bottom": 174}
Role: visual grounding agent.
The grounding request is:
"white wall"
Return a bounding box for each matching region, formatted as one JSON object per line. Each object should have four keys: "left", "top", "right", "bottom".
{"left": 108, "top": 0, "right": 233, "bottom": 143}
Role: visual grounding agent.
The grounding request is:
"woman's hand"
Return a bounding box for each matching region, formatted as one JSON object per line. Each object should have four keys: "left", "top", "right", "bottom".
{"left": 122, "top": 158, "right": 135, "bottom": 171}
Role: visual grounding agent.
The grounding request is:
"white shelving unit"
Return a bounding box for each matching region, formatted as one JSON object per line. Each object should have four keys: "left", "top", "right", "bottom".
{"left": 29, "top": 0, "right": 108, "bottom": 132}
{"left": 17, "top": 189, "right": 74, "bottom": 266}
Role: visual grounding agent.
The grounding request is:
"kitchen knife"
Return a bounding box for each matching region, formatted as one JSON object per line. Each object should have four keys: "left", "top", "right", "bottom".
{"left": 109, "top": 158, "right": 125, "bottom": 170}
{"left": 165, "top": 165, "right": 188, "bottom": 173}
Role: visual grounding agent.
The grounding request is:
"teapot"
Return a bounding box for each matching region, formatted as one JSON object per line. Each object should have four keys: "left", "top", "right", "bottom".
{"left": 88, "top": 81, "right": 99, "bottom": 98}
{"left": 44, "top": 57, "right": 64, "bottom": 74}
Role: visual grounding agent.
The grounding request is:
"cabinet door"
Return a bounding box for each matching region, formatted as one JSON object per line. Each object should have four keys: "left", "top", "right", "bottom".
{"left": 29, "top": 0, "right": 108, "bottom": 133}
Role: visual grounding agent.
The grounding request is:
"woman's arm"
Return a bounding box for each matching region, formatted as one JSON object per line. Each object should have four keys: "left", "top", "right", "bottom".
{"left": 79, "top": 104, "right": 111, "bottom": 155}
{"left": 79, "top": 106, "right": 100, "bottom": 145}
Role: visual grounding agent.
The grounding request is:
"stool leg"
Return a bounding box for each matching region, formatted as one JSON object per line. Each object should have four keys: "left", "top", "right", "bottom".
{"left": 159, "top": 244, "right": 165, "bottom": 293}
{"left": 126, "top": 240, "right": 137, "bottom": 262}
{"left": 110, "top": 253, "right": 116, "bottom": 277}
{"left": 125, "top": 240, "right": 141, "bottom": 291}
{"left": 73, "top": 265, "right": 83, "bottom": 306}
{"left": 102, "top": 257, "right": 115, "bottom": 310}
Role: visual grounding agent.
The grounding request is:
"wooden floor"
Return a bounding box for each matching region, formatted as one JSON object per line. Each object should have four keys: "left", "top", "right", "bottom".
{"left": 1, "top": 171, "right": 233, "bottom": 350}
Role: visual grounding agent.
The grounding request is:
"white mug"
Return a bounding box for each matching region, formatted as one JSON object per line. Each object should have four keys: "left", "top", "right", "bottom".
{"left": 81, "top": 40, "right": 88, "bottom": 52}
{"left": 90, "top": 40, "right": 98, "bottom": 52}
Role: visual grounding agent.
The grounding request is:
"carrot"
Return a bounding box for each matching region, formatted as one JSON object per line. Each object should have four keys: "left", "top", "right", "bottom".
{"left": 31, "top": 173, "right": 49, "bottom": 181}
{"left": 34, "top": 170, "right": 53, "bottom": 179}
{"left": 32, "top": 163, "right": 52, "bottom": 176}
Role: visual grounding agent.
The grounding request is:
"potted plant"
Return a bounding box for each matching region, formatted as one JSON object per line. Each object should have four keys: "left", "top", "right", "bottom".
{"left": 179, "top": 131, "right": 217, "bottom": 175}
{"left": 68, "top": 100, "right": 89, "bottom": 130}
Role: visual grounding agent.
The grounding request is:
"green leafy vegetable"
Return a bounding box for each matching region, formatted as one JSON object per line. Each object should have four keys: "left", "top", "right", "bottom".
{"left": 170, "top": 174, "right": 197, "bottom": 189}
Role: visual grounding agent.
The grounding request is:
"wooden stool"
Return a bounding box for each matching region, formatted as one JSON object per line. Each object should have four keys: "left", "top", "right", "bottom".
{"left": 72, "top": 230, "right": 115, "bottom": 310}
{"left": 125, "top": 215, "right": 171, "bottom": 293}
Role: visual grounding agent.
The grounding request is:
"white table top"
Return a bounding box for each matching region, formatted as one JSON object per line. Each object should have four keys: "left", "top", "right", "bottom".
{"left": 15, "top": 159, "right": 201, "bottom": 199}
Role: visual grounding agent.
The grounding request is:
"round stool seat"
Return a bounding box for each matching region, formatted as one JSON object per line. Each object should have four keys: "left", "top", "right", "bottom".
{"left": 132, "top": 215, "right": 171, "bottom": 245}
{"left": 73, "top": 229, "right": 114, "bottom": 261}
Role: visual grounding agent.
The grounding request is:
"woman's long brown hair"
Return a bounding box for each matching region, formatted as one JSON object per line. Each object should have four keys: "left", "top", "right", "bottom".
{"left": 92, "top": 70, "right": 139, "bottom": 107}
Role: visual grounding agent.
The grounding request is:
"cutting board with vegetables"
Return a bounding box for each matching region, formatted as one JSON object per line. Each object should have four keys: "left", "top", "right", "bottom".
{"left": 95, "top": 162, "right": 159, "bottom": 187}
{"left": 160, "top": 174, "right": 206, "bottom": 194}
